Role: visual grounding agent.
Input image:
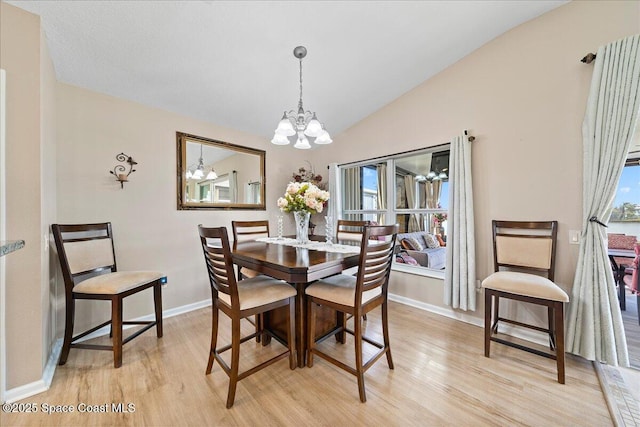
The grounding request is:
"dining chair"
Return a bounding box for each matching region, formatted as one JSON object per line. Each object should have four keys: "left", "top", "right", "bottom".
{"left": 336, "top": 219, "right": 370, "bottom": 245}
{"left": 481, "top": 220, "right": 569, "bottom": 383}
{"left": 231, "top": 220, "right": 269, "bottom": 279}
{"left": 198, "top": 225, "right": 296, "bottom": 408}
{"left": 622, "top": 243, "right": 640, "bottom": 325}
{"left": 51, "top": 223, "right": 165, "bottom": 368}
{"left": 305, "top": 224, "right": 398, "bottom": 402}
{"left": 335, "top": 219, "right": 371, "bottom": 327}
{"left": 231, "top": 220, "right": 270, "bottom": 342}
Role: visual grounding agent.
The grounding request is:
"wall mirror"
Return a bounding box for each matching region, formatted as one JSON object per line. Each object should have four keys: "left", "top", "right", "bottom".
{"left": 176, "top": 132, "right": 266, "bottom": 210}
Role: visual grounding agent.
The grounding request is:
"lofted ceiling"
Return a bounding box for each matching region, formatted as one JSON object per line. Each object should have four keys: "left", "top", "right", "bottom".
{"left": 6, "top": 0, "right": 568, "bottom": 142}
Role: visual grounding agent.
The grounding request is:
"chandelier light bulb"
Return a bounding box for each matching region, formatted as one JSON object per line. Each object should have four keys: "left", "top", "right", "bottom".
{"left": 314, "top": 129, "right": 333, "bottom": 144}
{"left": 186, "top": 170, "right": 193, "bottom": 179}
{"left": 275, "top": 114, "right": 296, "bottom": 136}
{"left": 206, "top": 169, "right": 217, "bottom": 180}
{"left": 294, "top": 134, "right": 311, "bottom": 149}
{"left": 304, "top": 114, "right": 323, "bottom": 137}
{"left": 271, "top": 133, "right": 290, "bottom": 145}
{"left": 192, "top": 169, "right": 204, "bottom": 180}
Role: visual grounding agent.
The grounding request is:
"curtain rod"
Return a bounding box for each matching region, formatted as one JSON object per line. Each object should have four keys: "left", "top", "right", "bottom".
{"left": 336, "top": 130, "right": 475, "bottom": 168}
{"left": 581, "top": 52, "right": 597, "bottom": 64}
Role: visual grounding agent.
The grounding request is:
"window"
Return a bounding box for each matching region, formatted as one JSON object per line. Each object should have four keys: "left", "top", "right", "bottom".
{"left": 339, "top": 147, "right": 449, "bottom": 273}
{"left": 610, "top": 156, "right": 640, "bottom": 236}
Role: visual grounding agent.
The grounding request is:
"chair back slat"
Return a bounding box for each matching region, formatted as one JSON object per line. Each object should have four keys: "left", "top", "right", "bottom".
{"left": 356, "top": 225, "right": 398, "bottom": 296}
{"left": 199, "top": 225, "right": 238, "bottom": 303}
{"left": 232, "top": 220, "right": 269, "bottom": 243}
{"left": 64, "top": 238, "right": 115, "bottom": 274}
{"left": 52, "top": 223, "right": 117, "bottom": 292}
{"left": 336, "top": 220, "right": 370, "bottom": 244}
{"left": 492, "top": 220, "right": 557, "bottom": 280}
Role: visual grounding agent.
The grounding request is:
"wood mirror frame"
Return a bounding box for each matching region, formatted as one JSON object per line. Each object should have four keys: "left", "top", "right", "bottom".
{"left": 176, "top": 132, "right": 266, "bottom": 210}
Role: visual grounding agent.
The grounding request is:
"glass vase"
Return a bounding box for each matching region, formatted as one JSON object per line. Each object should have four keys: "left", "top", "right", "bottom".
{"left": 294, "top": 211, "right": 311, "bottom": 244}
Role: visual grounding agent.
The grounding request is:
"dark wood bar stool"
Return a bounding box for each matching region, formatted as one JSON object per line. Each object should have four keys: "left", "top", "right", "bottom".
{"left": 482, "top": 220, "right": 568, "bottom": 384}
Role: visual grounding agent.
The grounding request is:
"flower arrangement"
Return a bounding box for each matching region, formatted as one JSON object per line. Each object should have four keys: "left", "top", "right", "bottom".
{"left": 277, "top": 182, "right": 330, "bottom": 214}
{"left": 292, "top": 163, "right": 327, "bottom": 190}
{"left": 433, "top": 213, "right": 448, "bottom": 225}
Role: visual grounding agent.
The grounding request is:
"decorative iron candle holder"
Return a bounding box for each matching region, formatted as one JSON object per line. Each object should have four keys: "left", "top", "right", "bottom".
{"left": 109, "top": 153, "right": 137, "bottom": 189}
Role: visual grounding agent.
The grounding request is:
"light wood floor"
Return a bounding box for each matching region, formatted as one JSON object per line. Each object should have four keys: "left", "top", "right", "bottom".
{"left": 1, "top": 302, "right": 612, "bottom": 427}
{"left": 621, "top": 289, "right": 639, "bottom": 369}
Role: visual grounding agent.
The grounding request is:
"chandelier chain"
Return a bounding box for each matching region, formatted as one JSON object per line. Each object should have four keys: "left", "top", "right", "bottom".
{"left": 298, "top": 57, "right": 304, "bottom": 111}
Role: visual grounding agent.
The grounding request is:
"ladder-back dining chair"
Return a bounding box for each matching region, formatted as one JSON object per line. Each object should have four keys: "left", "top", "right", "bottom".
{"left": 481, "top": 220, "right": 569, "bottom": 383}
{"left": 231, "top": 220, "right": 269, "bottom": 279}
{"left": 51, "top": 223, "right": 165, "bottom": 368}
{"left": 198, "top": 225, "right": 296, "bottom": 408}
{"left": 305, "top": 224, "right": 398, "bottom": 402}
{"left": 336, "top": 219, "right": 370, "bottom": 245}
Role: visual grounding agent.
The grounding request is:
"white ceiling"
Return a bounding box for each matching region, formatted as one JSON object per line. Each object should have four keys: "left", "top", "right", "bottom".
{"left": 6, "top": 0, "right": 568, "bottom": 140}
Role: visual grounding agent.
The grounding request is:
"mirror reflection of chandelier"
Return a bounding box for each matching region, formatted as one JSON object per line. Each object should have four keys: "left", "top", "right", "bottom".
{"left": 415, "top": 169, "right": 448, "bottom": 182}
{"left": 186, "top": 144, "right": 217, "bottom": 180}
{"left": 271, "top": 46, "right": 332, "bottom": 149}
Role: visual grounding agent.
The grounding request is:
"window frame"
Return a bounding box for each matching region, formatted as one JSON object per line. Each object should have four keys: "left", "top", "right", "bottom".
{"left": 338, "top": 145, "right": 450, "bottom": 275}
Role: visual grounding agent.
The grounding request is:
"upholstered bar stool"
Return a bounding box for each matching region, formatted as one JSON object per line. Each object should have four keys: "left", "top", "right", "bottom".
{"left": 482, "top": 220, "right": 569, "bottom": 384}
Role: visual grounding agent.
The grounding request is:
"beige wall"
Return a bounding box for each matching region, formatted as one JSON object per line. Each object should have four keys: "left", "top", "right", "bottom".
{"left": 313, "top": 0, "right": 640, "bottom": 321}
{"left": 3, "top": 0, "right": 639, "bottom": 395}
{"left": 56, "top": 84, "right": 310, "bottom": 334}
{"left": 0, "top": 2, "right": 52, "bottom": 390}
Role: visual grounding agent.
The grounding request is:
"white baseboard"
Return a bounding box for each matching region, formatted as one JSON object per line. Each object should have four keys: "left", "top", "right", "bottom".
{"left": 3, "top": 299, "right": 211, "bottom": 403}
{"left": 4, "top": 338, "right": 61, "bottom": 403}
{"left": 388, "top": 292, "right": 548, "bottom": 347}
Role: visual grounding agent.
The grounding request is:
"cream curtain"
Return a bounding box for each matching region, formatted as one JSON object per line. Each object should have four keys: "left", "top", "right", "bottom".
{"left": 328, "top": 162, "right": 340, "bottom": 221}
{"left": 444, "top": 132, "right": 476, "bottom": 311}
{"left": 343, "top": 166, "right": 361, "bottom": 213}
{"left": 566, "top": 34, "right": 640, "bottom": 366}
{"left": 404, "top": 175, "right": 420, "bottom": 232}
{"left": 377, "top": 163, "right": 387, "bottom": 211}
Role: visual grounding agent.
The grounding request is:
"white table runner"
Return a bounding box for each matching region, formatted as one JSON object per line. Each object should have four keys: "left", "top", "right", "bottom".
{"left": 255, "top": 237, "right": 360, "bottom": 254}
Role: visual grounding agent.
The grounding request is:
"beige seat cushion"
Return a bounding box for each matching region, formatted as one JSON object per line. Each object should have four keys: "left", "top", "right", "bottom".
{"left": 218, "top": 275, "right": 296, "bottom": 310}
{"left": 305, "top": 274, "right": 381, "bottom": 307}
{"left": 74, "top": 271, "right": 165, "bottom": 295}
{"left": 481, "top": 271, "right": 569, "bottom": 302}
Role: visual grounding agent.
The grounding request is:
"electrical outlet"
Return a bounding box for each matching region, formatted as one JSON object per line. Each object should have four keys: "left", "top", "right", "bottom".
{"left": 569, "top": 230, "right": 581, "bottom": 245}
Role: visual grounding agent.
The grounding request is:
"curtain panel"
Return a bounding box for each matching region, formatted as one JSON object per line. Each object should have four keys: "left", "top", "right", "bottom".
{"left": 566, "top": 34, "right": 640, "bottom": 366}
{"left": 444, "top": 132, "right": 476, "bottom": 311}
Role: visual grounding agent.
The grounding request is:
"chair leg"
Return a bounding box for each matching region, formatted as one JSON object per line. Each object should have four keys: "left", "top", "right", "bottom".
{"left": 335, "top": 312, "right": 346, "bottom": 343}
{"left": 226, "top": 316, "right": 241, "bottom": 408}
{"left": 59, "top": 297, "right": 75, "bottom": 365}
{"left": 112, "top": 297, "right": 123, "bottom": 368}
{"left": 484, "top": 290, "right": 492, "bottom": 358}
{"left": 255, "top": 314, "right": 262, "bottom": 343}
{"left": 287, "top": 297, "right": 297, "bottom": 370}
{"left": 354, "top": 312, "right": 366, "bottom": 403}
{"left": 555, "top": 302, "right": 565, "bottom": 384}
{"left": 492, "top": 293, "right": 500, "bottom": 334}
{"left": 548, "top": 306, "right": 556, "bottom": 351}
{"left": 381, "top": 299, "right": 394, "bottom": 369}
{"left": 206, "top": 303, "right": 219, "bottom": 375}
{"left": 306, "top": 298, "right": 316, "bottom": 367}
{"left": 154, "top": 283, "right": 163, "bottom": 338}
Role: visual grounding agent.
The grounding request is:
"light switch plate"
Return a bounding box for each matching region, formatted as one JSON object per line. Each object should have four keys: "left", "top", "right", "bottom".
{"left": 569, "top": 230, "right": 581, "bottom": 245}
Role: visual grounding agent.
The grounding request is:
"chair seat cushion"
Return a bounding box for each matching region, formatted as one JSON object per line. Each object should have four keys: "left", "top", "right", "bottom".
{"left": 305, "top": 274, "right": 381, "bottom": 307}
{"left": 481, "top": 271, "right": 568, "bottom": 302}
{"left": 74, "top": 271, "right": 165, "bottom": 295}
{"left": 218, "top": 275, "right": 296, "bottom": 310}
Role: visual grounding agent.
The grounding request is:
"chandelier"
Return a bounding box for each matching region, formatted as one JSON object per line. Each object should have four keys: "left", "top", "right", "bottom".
{"left": 186, "top": 144, "right": 217, "bottom": 180}
{"left": 271, "top": 46, "right": 332, "bottom": 149}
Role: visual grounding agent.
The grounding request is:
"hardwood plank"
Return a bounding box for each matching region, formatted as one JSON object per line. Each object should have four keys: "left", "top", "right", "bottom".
{"left": 0, "top": 303, "right": 612, "bottom": 426}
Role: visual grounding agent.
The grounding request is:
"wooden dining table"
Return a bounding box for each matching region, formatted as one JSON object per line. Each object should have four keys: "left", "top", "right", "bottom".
{"left": 232, "top": 236, "right": 360, "bottom": 367}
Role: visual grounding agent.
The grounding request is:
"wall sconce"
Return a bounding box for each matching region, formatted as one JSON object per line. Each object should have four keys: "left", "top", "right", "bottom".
{"left": 109, "top": 153, "right": 137, "bottom": 189}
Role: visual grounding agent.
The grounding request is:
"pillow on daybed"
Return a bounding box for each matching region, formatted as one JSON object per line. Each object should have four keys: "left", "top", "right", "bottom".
{"left": 423, "top": 233, "right": 440, "bottom": 249}
{"left": 401, "top": 237, "right": 424, "bottom": 251}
